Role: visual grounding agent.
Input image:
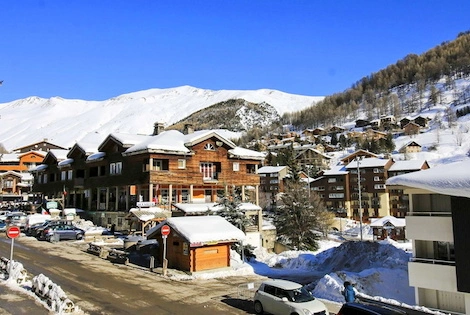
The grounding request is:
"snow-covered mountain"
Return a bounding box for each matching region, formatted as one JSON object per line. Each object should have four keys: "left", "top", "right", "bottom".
{"left": 0, "top": 86, "right": 323, "bottom": 152}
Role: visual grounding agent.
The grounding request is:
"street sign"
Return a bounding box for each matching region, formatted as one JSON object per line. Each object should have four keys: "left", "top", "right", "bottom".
{"left": 161, "top": 225, "right": 170, "bottom": 236}
{"left": 6, "top": 226, "right": 20, "bottom": 239}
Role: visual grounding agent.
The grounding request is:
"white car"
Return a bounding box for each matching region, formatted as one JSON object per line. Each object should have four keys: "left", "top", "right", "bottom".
{"left": 253, "top": 279, "right": 327, "bottom": 315}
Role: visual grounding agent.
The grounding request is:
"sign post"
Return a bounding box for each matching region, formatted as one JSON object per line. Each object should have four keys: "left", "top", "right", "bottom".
{"left": 6, "top": 226, "right": 21, "bottom": 277}
{"left": 161, "top": 225, "right": 170, "bottom": 276}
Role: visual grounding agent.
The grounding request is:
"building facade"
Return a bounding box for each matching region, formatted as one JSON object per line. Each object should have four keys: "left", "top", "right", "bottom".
{"left": 387, "top": 161, "right": 470, "bottom": 314}
{"left": 31, "top": 128, "right": 265, "bottom": 230}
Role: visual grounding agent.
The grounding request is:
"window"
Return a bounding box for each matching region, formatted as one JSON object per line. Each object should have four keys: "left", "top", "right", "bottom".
{"left": 374, "top": 184, "right": 386, "bottom": 189}
{"left": 270, "top": 179, "right": 279, "bottom": 184}
{"left": 204, "top": 143, "right": 215, "bottom": 151}
{"left": 181, "top": 189, "right": 189, "bottom": 202}
{"left": 374, "top": 176, "right": 380, "bottom": 181}
{"left": 200, "top": 163, "right": 214, "bottom": 180}
{"left": 61, "top": 171, "right": 67, "bottom": 181}
{"left": 68, "top": 170, "right": 73, "bottom": 180}
{"left": 152, "top": 159, "right": 168, "bottom": 171}
{"left": 328, "top": 178, "right": 337, "bottom": 183}
{"left": 374, "top": 168, "right": 383, "bottom": 173}
{"left": 178, "top": 159, "right": 186, "bottom": 169}
{"left": 329, "top": 193, "right": 345, "bottom": 199}
{"left": 110, "top": 162, "right": 122, "bottom": 175}
{"left": 233, "top": 162, "right": 240, "bottom": 171}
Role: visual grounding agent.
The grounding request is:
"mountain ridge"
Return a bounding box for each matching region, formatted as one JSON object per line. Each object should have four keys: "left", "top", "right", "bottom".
{"left": 0, "top": 86, "right": 323, "bottom": 152}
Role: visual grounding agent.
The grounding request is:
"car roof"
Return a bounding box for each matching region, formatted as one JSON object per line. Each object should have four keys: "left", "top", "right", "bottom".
{"left": 262, "top": 279, "right": 303, "bottom": 290}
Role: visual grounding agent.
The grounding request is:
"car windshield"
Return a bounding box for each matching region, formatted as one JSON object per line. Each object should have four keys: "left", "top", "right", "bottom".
{"left": 286, "top": 287, "right": 315, "bottom": 303}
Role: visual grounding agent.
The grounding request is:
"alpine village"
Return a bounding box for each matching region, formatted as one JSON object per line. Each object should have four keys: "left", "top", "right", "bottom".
{"left": 2, "top": 31, "right": 470, "bottom": 315}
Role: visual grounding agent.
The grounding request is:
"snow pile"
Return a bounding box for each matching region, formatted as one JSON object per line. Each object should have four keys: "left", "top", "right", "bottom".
{"left": 0, "top": 257, "right": 83, "bottom": 314}
{"left": 32, "top": 274, "right": 76, "bottom": 314}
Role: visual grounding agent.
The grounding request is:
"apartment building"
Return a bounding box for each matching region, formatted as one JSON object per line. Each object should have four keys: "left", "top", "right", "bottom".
{"left": 386, "top": 160, "right": 470, "bottom": 314}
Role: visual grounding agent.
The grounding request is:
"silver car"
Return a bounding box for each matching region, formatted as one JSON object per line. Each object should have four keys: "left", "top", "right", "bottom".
{"left": 254, "top": 279, "right": 327, "bottom": 315}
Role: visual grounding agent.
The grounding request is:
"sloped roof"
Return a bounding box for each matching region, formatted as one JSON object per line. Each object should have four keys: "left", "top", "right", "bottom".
{"left": 370, "top": 216, "right": 405, "bottom": 228}
{"left": 388, "top": 160, "right": 428, "bottom": 172}
{"left": 257, "top": 166, "right": 288, "bottom": 174}
{"left": 147, "top": 215, "right": 245, "bottom": 244}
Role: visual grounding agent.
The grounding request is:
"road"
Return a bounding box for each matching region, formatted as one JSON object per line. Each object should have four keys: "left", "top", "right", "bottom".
{"left": 0, "top": 235, "right": 267, "bottom": 315}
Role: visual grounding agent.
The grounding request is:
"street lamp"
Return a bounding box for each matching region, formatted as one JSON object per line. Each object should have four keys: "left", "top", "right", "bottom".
{"left": 355, "top": 156, "right": 363, "bottom": 241}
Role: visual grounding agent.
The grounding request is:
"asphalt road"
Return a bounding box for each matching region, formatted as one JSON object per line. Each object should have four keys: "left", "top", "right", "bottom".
{"left": 0, "top": 235, "right": 268, "bottom": 315}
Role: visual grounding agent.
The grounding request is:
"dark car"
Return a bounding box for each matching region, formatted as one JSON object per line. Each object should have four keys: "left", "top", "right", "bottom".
{"left": 337, "top": 302, "right": 407, "bottom": 315}
{"left": 44, "top": 224, "right": 85, "bottom": 242}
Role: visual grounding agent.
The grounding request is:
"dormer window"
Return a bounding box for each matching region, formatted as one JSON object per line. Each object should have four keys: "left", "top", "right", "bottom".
{"left": 204, "top": 143, "right": 215, "bottom": 151}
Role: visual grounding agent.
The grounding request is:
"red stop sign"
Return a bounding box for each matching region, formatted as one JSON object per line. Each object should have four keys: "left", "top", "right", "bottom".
{"left": 161, "top": 225, "right": 170, "bottom": 236}
{"left": 6, "top": 226, "right": 21, "bottom": 239}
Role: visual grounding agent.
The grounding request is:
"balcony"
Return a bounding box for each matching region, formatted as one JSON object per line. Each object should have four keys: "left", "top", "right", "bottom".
{"left": 202, "top": 172, "right": 219, "bottom": 183}
{"left": 409, "top": 260, "right": 457, "bottom": 292}
{"left": 406, "top": 215, "right": 453, "bottom": 242}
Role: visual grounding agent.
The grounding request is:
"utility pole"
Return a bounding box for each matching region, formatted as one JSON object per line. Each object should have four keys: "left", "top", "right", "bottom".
{"left": 355, "top": 156, "right": 363, "bottom": 241}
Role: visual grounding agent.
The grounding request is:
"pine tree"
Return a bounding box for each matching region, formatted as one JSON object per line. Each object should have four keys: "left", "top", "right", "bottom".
{"left": 273, "top": 181, "right": 329, "bottom": 251}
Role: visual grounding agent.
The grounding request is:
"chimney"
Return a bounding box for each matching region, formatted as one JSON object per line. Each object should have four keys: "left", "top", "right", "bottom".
{"left": 183, "top": 123, "right": 194, "bottom": 135}
{"left": 153, "top": 122, "right": 165, "bottom": 135}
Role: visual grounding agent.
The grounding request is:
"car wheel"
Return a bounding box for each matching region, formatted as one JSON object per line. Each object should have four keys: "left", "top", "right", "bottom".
{"left": 76, "top": 233, "right": 84, "bottom": 240}
{"left": 254, "top": 301, "right": 264, "bottom": 314}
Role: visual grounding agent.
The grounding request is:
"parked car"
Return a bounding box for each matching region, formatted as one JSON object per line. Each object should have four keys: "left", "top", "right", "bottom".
{"left": 44, "top": 224, "right": 85, "bottom": 242}
{"left": 253, "top": 279, "right": 327, "bottom": 315}
{"left": 5, "top": 211, "right": 27, "bottom": 231}
{"left": 35, "top": 220, "right": 73, "bottom": 240}
{"left": 337, "top": 302, "right": 407, "bottom": 315}
{"left": 0, "top": 219, "right": 6, "bottom": 232}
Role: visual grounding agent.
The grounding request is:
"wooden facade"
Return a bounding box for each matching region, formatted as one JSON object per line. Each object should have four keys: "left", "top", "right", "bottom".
{"left": 31, "top": 130, "right": 264, "bottom": 230}
{"left": 147, "top": 216, "right": 244, "bottom": 273}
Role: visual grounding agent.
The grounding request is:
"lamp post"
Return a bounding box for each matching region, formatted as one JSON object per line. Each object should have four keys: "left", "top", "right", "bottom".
{"left": 355, "top": 156, "right": 363, "bottom": 241}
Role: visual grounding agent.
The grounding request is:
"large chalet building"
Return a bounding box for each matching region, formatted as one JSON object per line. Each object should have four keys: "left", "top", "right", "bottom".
{"left": 31, "top": 124, "right": 265, "bottom": 230}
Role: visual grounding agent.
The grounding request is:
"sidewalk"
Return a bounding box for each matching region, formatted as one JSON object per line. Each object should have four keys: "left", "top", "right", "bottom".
{"left": 0, "top": 281, "right": 52, "bottom": 315}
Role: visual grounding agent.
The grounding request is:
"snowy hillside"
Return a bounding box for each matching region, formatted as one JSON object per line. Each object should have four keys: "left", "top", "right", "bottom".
{"left": 0, "top": 85, "right": 323, "bottom": 152}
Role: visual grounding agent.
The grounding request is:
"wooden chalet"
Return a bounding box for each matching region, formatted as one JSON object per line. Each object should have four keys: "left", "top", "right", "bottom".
{"left": 147, "top": 216, "right": 245, "bottom": 273}
{"left": 340, "top": 149, "right": 378, "bottom": 165}
{"left": 370, "top": 216, "right": 406, "bottom": 241}
{"left": 403, "top": 122, "right": 421, "bottom": 135}
{"left": 31, "top": 126, "right": 265, "bottom": 231}
{"left": 398, "top": 141, "right": 422, "bottom": 154}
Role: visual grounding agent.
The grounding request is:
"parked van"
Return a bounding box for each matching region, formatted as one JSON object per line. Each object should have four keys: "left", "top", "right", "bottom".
{"left": 25, "top": 214, "right": 51, "bottom": 234}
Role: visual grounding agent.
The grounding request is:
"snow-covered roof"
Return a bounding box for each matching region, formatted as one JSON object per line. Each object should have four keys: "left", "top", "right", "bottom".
{"left": 228, "top": 147, "right": 265, "bottom": 160}
{"left": 58, "top": 158, "right": 74, "bottom": 167}
{"left": 386, "top": 159, "right": 470, "bottom": 198}
{"left": 109, "top": 133, "right": 152, "bottom": 148}
{"left": 173, "top": 202, "right": 261, "bottom": 214}
{"left": 322, "top": 164, "right": 348, "bottom": 175}
{"left": 48, "top": 149, "right": 69, "bottom": 161}
{"left": 370, "top": 216, "right": 406, "bottom": 228}
{"left": 345, "top": 157, "right": 389, "bottom": 169}
{"left": 128, "top": 207, "right": 167, "bottom": 221}
{"left": 257, "top": 165, "right": 287, "bottom": 174}
{"left": 125, "top": 130, "right": 190, "bottom": 155}
{"left": 123, "top": 129, "right": 264, "bottom": 160}
{"left": 32, "top": 164, "right": 48, "bottom": 171}
{"left": 388, "top": 160, "right": 427, "bottom": 172}
{"left": 86, "top": 152, "right": 106, "bottom": 162}
{"left": 0, "top": 153, "right": 19, "bottom": 162}
{"left": 147, "top": 215, "right": 245, "bottom": 245}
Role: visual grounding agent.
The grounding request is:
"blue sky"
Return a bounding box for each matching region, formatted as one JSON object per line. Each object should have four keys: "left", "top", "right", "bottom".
{"left": 1, "top": 1, "right": 469, "bottom": 103}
